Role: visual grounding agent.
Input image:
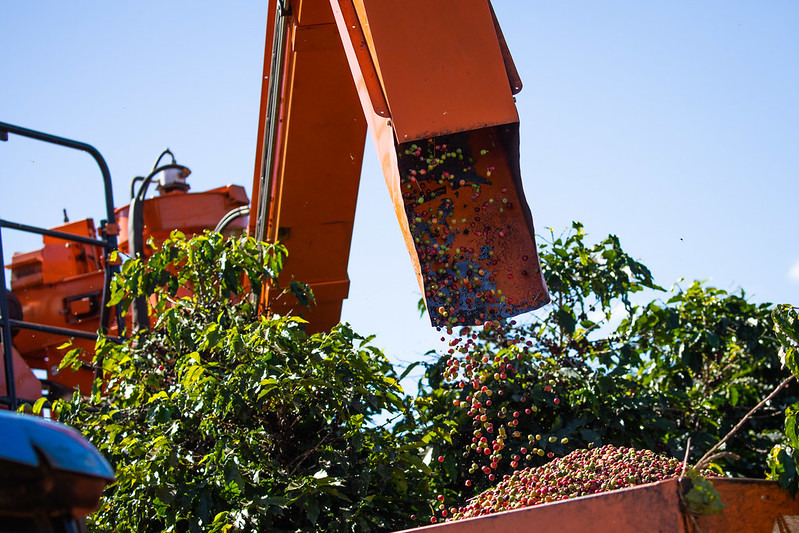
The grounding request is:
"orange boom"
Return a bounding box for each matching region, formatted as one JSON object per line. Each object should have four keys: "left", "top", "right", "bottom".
{"left": 251, "top": 0, "right": 548, "bottom": 331}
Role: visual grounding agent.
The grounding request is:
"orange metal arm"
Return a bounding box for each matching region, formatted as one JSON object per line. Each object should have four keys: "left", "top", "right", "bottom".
{"left": 250, "top": 0, "right": 368, "bottom": 332}
{"left": 251, "top": 0, "right": 549, "bottom": 331}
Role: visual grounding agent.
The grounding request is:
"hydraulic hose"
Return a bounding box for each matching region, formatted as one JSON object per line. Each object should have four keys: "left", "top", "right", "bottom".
{"left": 214, "top": 206, "right": 250, "bottom": 234}
{"left": 128, "top": 162, "right": 187, "bottom": 331}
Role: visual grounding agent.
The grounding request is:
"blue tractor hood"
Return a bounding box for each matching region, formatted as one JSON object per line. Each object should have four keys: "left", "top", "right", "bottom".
{"left": 0, "top": 410, "right": 114, "bottom": 520}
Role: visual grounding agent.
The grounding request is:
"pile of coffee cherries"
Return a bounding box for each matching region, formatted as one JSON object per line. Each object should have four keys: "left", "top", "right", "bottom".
{"left": 441, "top": 445, "right": 704, "bottom": 521}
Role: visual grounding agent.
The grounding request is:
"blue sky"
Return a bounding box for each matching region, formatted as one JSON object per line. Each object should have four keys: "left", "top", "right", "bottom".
{"left": 2, "top": 1, "right": 797, "bottom": 373}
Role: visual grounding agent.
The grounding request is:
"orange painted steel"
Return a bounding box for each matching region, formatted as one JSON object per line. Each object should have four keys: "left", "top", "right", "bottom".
{"left": 394, "top": 127, "right": 549, "bottom": 326}
{"left": 10, "top": 219, "right": 109, "bottom": 392}
{"left": 330, "top": 0, "right": 549, "bottom": 326}
{"left": 253, "top": 0, "right": 368, "bottom": 333}
{"left": 252, "top": 0, "right": 549, "bottom": 330}
{"left": 116, "top": 185, "right": 249, "bottom": 253}
{"left": 12, "top": 1, "right": 552, "bottom": 377}
{"left": 0, "top": 342, "right": 43, "bottom": 401}
{"left": 11, "top": 271, "right": 106, "bottom": 392}
{"left": 397, "top": 478, "right": 799, "bottom": 533}
{"left": 348, "top": 0, "right": 519, "bottom": 143}
{"left": 248, "top": 1, "right": 279, "bottom": 239}
{"left": 10, "top": 186, "right": 250, "bottom": 392}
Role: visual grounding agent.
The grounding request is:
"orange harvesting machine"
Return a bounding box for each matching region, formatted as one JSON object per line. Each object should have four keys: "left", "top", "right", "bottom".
{"left": 1, "top": 0, "right": 550, "bottom": 407}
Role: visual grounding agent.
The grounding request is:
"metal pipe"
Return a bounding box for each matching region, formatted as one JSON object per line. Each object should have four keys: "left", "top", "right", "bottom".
{"left": 7, "top": 318, "right": 121, "bottom": 343}
{"left": 214, "top": 206, "right": 250, "bottom": 234}
{"left": 0, "top": 219, "right": 112, "bottom": 249}
{"left": 0, "top": 122, "right": 121, "bottom": 333}
{"left": 0, "top": 227, "right": 17, "bottom": 411}
{"left": 128, "top": 163, "right": 189, "bottom": 259}
{"left": 0, "top": 121, "right": 123, "bottom": 381}
{"left": 0, "top": 122, "right": 116, "bottom": 245}
{"left": 127, "top": 163, "right": 189, "bottom": 332}
{"left": 0, "top": 395, "right": 46, "bottom": 408}
{"left": 254, "top": 0, "right": 290, "bottom": 243}
{"left": 130, "top": 176, "right": 144, "bottom": 200}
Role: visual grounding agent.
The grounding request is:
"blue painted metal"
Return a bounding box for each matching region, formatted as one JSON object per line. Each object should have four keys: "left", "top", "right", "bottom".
{"left": 0, "top": 410, "right": 114, "bottom": 481}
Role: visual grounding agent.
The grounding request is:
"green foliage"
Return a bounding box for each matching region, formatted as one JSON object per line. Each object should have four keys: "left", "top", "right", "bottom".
{"left": 416, "top": 224, "right": 794, "bottom": 519}
{"left": 523, "top": 222, "right": 662, "bottom": 360}
{"left": 55, "top": 232, "right": 430, "bottom": 532}
{"left": 774, "top": 305, "right": 799, "bottom": 376}
{"left": 619, "top": 282, "right": 788, "bottom": 473}
{"left": 50, "top": 225, "right": 798, "bottom": 529}
{"left": 767, "top": 305, "right": 799, "bottom": 494}
{"left": 542, "top": 222, "right": 663, "bottom": 327}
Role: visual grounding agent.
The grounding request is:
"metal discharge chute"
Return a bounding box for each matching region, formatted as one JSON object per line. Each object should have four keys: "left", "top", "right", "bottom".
{"left": 251, "top": 0, "right": 549, "bottom": 329}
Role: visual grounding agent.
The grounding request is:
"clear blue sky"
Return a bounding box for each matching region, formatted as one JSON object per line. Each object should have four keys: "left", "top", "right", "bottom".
{"left": 2, "top": 1, "right": 797, "bottom": 373}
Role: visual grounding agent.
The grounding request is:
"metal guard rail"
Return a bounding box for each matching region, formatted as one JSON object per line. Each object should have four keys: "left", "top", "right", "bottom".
{"left": 0, "top": 121, "right": 123, "bottom": 411}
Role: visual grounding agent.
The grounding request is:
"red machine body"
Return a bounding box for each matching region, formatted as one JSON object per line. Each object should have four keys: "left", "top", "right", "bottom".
{"left": 7, "top": 185, "right": 249, "bottom": 392}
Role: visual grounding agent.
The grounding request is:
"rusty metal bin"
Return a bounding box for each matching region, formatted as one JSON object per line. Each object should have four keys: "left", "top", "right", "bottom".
{"left": 398, "top": 478, "right": 799, "bottom": 533}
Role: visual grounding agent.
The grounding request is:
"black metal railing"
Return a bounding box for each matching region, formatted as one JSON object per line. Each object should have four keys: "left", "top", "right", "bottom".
{"left": 0, "top": 122, "right": 123, "bottom": 411}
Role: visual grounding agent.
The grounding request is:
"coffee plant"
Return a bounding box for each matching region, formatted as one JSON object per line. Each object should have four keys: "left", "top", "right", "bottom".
{"left": 768, "top": 304, "right": 799, "bottom": 494}
{"left": 415, "top": 223, "right": 796, "bottom": 524}
{"left": 54, "top": 232, "right": 441, "bottom": 532}
{"left": 44, "top": 225, "right": 797, "bottom": 531}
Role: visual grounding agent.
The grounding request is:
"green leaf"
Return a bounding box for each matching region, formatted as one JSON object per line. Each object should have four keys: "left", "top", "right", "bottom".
{"left": 682, "top": 474, "right": 725, "bottom": 515}
{"left": 786, "top": 407, "right": 799, "bottom": 449}
{"left": 768, "top": 445, "right": 799, "bottom": 495}
{"left": 257, "top": 378, "right": 279, "bottom": 400}
{"left": 289, "top": 281, "right": 315, "bottom": 308}
{"left": 31, "top": 397, "right": 48, "bottom": 415}
{"left": 181, "top": 365, "right": 205, "bottom": 386}
{"left": 401, "top": 452, "right": 433, "bottom": 475}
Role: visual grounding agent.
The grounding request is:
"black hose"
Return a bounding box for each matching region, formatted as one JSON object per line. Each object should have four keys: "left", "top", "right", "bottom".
{"left": 151, "top": 148, "right": 176, "bottom": 173}
{"left": 129, "top": 176, "right": 144, "bottom": 200}
{"left": 214, "top": 206, "right": 250, "bottom": 234}
{"left": 128, "top": 163, "right": 187, "bottom": 331}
